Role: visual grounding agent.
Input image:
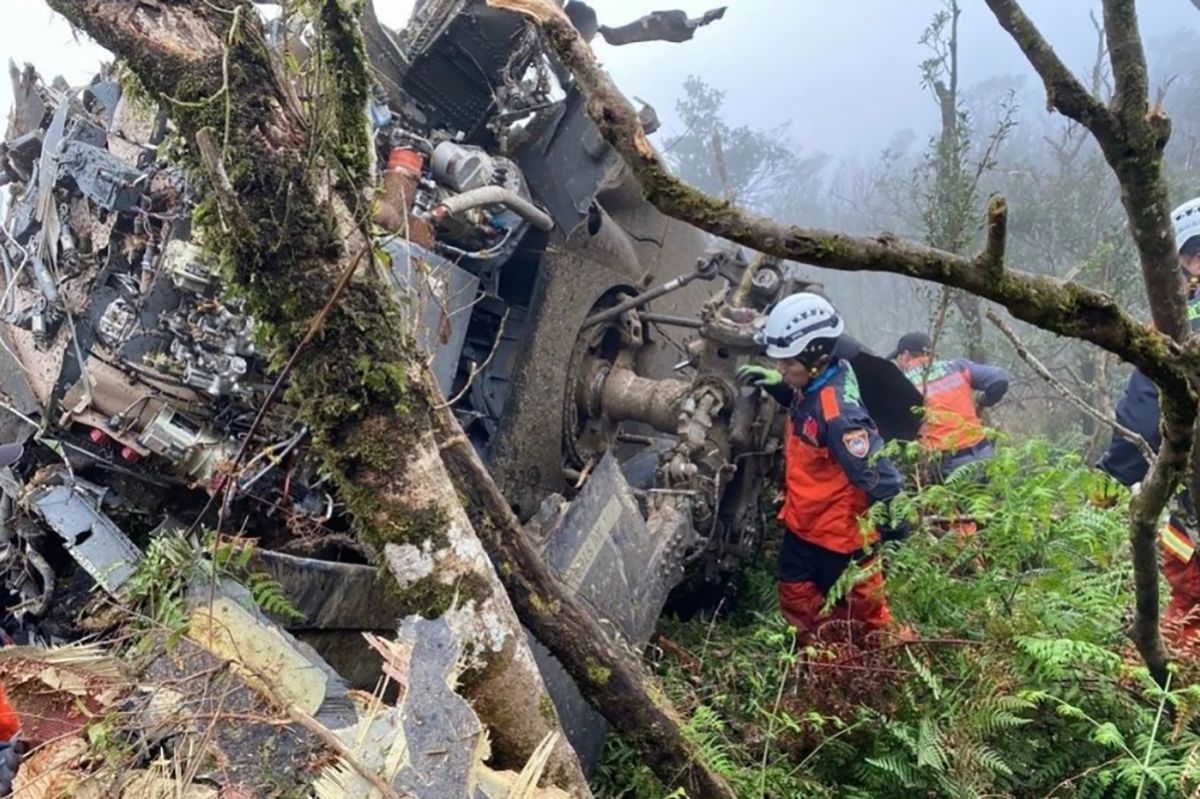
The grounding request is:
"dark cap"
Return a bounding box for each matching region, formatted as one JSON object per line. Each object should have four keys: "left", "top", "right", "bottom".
{"left": 887, "top": 331, "right": 932, "bottom": 360}
{"left": 0, "top": 443, "right": 22, "bottom": 469}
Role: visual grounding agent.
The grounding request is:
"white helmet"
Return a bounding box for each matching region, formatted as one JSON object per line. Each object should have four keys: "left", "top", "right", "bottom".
{"left": 755, "top": 292, "right": 845, "bottom": 361}
{"left": 1173, "top": 196, "right": 1200, "bottom": 252}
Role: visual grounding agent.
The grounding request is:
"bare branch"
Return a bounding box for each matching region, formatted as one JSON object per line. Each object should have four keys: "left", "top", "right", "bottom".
{"left": 986, "top": 309, "right": 1154, "bottom": 463}
{"left": 980, "top": 196, "right": 1007, "bottom": 281}
{"left": 1128, "top": 430, "right": 1184, "bottom": 686}
{"left": 983, "top": 0, "right": 1186, "bottom": 344}
{"left": 1102, "top": 0, "right": 1150, "bottom": 128}
{"left": 982, "top": 0, "right": 1113, "bottom": 134}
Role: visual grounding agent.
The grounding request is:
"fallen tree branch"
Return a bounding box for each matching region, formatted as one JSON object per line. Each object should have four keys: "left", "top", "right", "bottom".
{"left": 434, "top": 404, "right": 738, "bottom": 799}
{"left": 986, "top": 309, "right": 1155, "bottom": 463}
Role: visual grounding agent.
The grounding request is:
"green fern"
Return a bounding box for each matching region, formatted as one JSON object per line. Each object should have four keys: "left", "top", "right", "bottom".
{"left": 122, "top": 530, "right": 305, "bottom": 647}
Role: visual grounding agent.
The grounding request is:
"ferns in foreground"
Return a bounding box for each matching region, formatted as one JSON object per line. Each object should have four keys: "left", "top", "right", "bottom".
{"left": 594, "top": 438, "right": 1200, "bottom": 798}
{"left": 123, "top": 530, "right": 304, "bottom": 651}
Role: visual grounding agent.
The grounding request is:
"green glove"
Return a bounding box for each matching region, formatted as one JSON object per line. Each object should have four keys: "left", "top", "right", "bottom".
{"left": 736, "top": 364, "right": 783, "bottom": 388}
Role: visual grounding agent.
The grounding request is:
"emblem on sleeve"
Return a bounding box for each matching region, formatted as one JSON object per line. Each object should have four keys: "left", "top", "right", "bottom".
{"left": 843, "top": 428, "right": 870, "bottom": 458}
{"left": 801, "top": 416, "right": 819, "bottom": 443}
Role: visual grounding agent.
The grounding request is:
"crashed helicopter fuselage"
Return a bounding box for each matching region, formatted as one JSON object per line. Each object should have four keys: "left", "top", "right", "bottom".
{"left": 0, "top": 0, "right": 921, "bottom": 770}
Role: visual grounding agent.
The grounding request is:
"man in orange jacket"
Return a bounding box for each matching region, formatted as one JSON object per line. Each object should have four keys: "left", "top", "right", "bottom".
{"left": 740, "top": 293, "right": 908, "bottom": 636}
{"left": 889, "top": 332, "right": 1010, "bottom": 483}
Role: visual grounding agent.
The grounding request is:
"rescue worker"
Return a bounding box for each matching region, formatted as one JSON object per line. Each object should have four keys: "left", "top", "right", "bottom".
{"left": 1097, "top": 196, "right": 1200, "bottom": 648}
{"left": 889, "top": 332, "right": 1010, "bottom": 482}
{"left": 738, "top": 293, "right": 908, "bottom": 636}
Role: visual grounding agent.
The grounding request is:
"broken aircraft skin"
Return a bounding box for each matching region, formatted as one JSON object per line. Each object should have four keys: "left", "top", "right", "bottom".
{"left": 0, "top": 0, "right": 923, "bottom": 780}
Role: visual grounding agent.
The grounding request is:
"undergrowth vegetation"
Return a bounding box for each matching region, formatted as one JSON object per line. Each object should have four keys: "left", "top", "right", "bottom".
{"left": 123, "top": 531, "right": 303, "bottom": 652}
{"left": 595, "top": 439, "right": 1200, "bottom": 798}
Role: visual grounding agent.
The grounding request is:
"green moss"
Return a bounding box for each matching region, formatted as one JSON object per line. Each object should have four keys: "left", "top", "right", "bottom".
{"left": 586, "top": 660, "right": 613, "bottom": 686}
{"left": 539, "top": 693, "right": 558, "bottom": 724}
{"left": 528, "top": 593, "right": 562, "bottom": 616}
{"left": 317, "top": 0, "right": 374, "bottom": 192}
{"left": 388, "top": 569, "right": 496, "bottom": 619}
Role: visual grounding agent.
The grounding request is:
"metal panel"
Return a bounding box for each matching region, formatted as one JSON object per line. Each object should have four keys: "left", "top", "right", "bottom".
{"left": 528, "top": 452, "right": 694, "bottom": 771}
{"left": 382, "top": 239, "right": 480, "bottom": 398}
{"left": 255, "top": 550, "right": 402, "bottom": 631}
{"left": 57, "top": 139, "right": 144, "bottom": 211}
{"left": 28, "top": 477, "right": 142, "bottom": 593}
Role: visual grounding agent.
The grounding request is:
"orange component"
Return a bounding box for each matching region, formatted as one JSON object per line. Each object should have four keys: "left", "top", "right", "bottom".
{"left": 387, "top": 147, "right": 424, "bottom": 174}
{"left": 375, "top": 148, "right": 436, "bottom": 248}
{"left": 0, "top": 683, "right": 19, "bottom": 742}
{"left": 778, "top": 570, "right": 891, "bottom": 636}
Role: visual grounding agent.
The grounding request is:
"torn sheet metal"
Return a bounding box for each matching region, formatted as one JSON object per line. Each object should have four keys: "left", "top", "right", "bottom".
{"left": 538, "top": 451, "right": 679, "bottom": 644}
{"left": 390, "top": 616, "right": 489, "bottom": 796}
{"left": 189, "top": 595, "right": 330, "bottom": 716}
{"left": 529, "top": 452, "right": 695, "bottom": 770}
{"left": 186, "top": 580, "right": 356, "bottom": 728}
{"left": 6, "top": 61, "right": 46, "bottom": 140}
{"left": 34, "top": 95, "right": 70, "bottom": 266}
{"left": 318, "top": 616, "right": 488, "bottom": 798}
{"left": 26, "top": 477, "right": 142, "bottom": 593}
{"left": 254, "top": 550, "right": 403, "bottom": 631}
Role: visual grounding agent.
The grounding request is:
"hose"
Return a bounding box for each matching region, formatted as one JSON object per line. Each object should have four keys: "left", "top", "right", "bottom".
{"left": 434, "top": 186, "right": 554, "bottom": 232}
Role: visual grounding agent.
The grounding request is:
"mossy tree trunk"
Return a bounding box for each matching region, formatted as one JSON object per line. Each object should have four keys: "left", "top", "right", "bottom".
{"left": 43, "top": 0, "right": 589, "bottom": 791}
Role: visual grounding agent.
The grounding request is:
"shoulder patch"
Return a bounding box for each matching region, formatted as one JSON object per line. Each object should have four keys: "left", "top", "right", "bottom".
{"left": 842, "top": 428, "right": 870, "bottom": 459}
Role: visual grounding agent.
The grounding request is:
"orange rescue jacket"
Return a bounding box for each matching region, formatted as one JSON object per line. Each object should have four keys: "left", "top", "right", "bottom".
{"left": 778, "top": 365, "right": 903, "bottom": 554}
{"left": 903, "top": 357, "right": 1007, "bottom": 453}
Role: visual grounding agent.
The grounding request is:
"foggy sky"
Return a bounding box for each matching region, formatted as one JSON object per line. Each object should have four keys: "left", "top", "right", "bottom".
{"left": 2, "top": 0, "right": 1195, "bottom": 162}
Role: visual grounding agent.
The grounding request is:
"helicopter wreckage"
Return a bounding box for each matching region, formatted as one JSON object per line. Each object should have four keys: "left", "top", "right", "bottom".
{"left": 0, "top": 0, "right": 921, "bottom": 791}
